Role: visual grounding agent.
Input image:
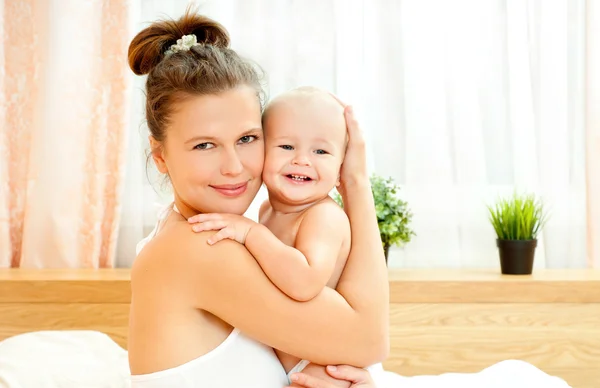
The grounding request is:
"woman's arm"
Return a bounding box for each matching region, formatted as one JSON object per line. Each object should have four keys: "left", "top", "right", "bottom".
{"left": 330, "top": 105, "right": 390, "bottom": 352}
{"left": 164, "top": 226, "right": 384, "bottom": 367}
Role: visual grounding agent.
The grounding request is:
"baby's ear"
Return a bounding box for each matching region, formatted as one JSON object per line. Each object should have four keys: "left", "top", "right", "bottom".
{"left": 149, "top": 136, "right": 168, "bottom": 174}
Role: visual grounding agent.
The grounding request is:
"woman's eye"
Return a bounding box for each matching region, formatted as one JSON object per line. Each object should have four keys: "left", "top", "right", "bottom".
{"left": 315, "top": 149, "right": 328, "bottom": 155}
{"left": 279, "top": 145, "right": 293, "bottom": 150}
{"left": 239, "top": 135, "right": 257, "bottom": 144}
{"left": 194, "top": 142, "right": 214, "bottom": 150}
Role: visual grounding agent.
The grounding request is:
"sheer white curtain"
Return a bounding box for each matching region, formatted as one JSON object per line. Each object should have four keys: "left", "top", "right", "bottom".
{"left": 117, "top": 0, "right": 587, "bottom": 269}
{"left": 364, "top": 0, "right": 587, "bottom": 268}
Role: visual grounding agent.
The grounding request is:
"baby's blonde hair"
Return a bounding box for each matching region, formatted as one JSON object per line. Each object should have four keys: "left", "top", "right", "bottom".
{"left": 262, "top": 86, "right": 344, "bottom": 132}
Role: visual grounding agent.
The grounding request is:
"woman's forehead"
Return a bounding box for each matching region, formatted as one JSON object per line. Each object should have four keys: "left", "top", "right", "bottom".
{"left": 168, "top": 89, "right": 262, "bottom": 139}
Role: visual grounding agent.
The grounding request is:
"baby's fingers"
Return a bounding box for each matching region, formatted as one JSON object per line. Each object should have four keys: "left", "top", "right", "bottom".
{"left": 192, "top": 220, "right": 227, "bottom": 233}
{"left": 207, "top": 228, "right": 236, "bottom": 245}
{"left": 188, "top": 213, "right": 222, "bottom": 224}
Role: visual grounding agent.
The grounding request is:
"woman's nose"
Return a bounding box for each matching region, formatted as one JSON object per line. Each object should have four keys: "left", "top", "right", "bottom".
{"left": 221, "top": 149, "right": 244, "bottom": 176}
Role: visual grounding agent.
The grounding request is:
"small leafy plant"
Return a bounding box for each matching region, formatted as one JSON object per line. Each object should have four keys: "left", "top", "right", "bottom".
{"left": 333, "top": 174, "right": 415, "bottom": 253}
{"left": 487, "top": 192, "right": 547, "bottom": 240}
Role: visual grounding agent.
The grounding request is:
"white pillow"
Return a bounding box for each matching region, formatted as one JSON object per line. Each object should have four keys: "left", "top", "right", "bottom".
{"left": 0, "top": 330, "right": 130, "bottom": 388}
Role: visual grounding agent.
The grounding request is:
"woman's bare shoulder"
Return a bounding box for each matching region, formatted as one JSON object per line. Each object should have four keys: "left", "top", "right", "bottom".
{"left": 131, "top": 221, "right": 257, "bottom": 297}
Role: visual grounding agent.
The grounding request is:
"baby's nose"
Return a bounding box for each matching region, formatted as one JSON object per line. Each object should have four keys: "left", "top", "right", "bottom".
{"left": 292, "top": 154, "right": 311, "bottom": 166}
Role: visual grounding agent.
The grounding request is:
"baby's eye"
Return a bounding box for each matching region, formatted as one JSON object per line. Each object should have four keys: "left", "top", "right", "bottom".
{"left": 279, "top": 145, "right": 294, "bottom": 150}
{"left": 194, "top": 142, "right": 215, "bottom": 150}
{"left": 239, "top": 135, "right": 258, "bottom": 144}
{"left": 315, "top": 149, "right": 328, "bottom": 155}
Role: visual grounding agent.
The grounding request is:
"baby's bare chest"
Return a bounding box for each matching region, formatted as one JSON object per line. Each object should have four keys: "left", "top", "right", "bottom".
{"left": 261, "top": 214, "right": 303, "bottom": 247}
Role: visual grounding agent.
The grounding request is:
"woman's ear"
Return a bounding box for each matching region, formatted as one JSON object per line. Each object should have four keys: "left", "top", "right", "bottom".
{"left": 149, "top": 136, "right": 168, "bottom": 174}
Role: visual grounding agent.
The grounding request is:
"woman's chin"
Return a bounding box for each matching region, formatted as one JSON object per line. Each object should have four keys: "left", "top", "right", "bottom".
{"left": 206, "top": 199, "right": 253, "bottom": 215}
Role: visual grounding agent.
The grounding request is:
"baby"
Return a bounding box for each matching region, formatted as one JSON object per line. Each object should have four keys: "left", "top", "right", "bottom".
{"left": 189, "top": 86, "right": 364, "bottom": 387}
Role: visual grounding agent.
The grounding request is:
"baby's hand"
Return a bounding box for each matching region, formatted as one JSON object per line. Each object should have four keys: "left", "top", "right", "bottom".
{"left": 187, "top": 213, "right": 256, "bottom": 245}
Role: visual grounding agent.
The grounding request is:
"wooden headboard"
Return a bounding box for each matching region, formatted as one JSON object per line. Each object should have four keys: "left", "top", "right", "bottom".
{"left": 0, "top": 269, "right": 130, "bottom": 349}
{"left": 0, "top": 268, "right": 599, "bottom": 388}
{"left": 385, "top": 269, "right": 600, "bottom": 388}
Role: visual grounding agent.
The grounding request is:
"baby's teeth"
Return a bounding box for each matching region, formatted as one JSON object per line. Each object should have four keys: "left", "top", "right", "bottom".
{"left": 290, "top": 174, "right": 308, "bottom": 181}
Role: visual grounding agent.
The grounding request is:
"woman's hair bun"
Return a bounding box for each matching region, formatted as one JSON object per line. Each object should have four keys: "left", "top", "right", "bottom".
{"left": 128, "top": 8, "right": 230, "bottom": 76}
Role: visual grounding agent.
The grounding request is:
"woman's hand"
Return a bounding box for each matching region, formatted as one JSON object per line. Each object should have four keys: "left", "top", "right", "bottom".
{"left": 287, "top": 365, "right": 376, "bottom": 388}
{"left": 329, "top": 98, "right": 369, "bottom": 199}
{"left": 339, "top": 106, "right": 368, "bottom": 184}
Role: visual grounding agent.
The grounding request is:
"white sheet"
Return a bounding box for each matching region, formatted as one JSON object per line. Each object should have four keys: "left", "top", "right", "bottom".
{"left": 370, "top": 361, "right": 572, "bottom": 387}
{"left": 0, "top": 331, "right": 130, "bottom": 388}
{"left": 0, "top": 330, "right": 573, "bottom": 387}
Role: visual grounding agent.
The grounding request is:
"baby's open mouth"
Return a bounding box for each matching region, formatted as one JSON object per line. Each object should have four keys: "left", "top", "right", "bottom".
{"left": 287, "top": 174, "right": 312, "bottom": 182}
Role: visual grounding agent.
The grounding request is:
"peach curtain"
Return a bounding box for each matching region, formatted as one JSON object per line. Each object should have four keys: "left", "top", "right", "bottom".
{"left": 0, "top": 0, "right": 131, "bottom": 268}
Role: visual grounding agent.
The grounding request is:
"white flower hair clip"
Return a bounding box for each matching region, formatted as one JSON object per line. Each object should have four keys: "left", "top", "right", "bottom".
{"left": 164, "top": 34, "right": 200, "bottom": 56}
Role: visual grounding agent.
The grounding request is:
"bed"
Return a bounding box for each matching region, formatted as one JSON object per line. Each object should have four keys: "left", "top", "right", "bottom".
{"left": 0, "top": 268, "right": 598, "bottom": 388}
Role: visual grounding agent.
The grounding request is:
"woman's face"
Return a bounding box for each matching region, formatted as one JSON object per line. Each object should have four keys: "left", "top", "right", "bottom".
{"left": 151, "top": 86, "right": 264, "bottom": 217}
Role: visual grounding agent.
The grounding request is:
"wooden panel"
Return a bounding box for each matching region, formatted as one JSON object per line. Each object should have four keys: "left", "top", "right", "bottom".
{"left": 384, "top": 303, "right": 600, "bottom": 388}
{"left": 0, "top": 269, "right": 130, "bottom": 303}
{"left": 388, "top": 303, "right": 600, "bottom": 328}
{"left": 0, "top": 303, "right": 130, "bottom": 349}
{"left": 0, "top": 268, "right": 131, "bottom": 281}
{"left": 0, "top": 270, "right": 132, "bottom": 348}
{"left": 388, "top": 269, "right": 600, "bottom": 281}
{"left": 0, "top": 303, "right": 129, "bottom": 329}
{"left": 388, "top": 269, "right": 600, "bottom": 303}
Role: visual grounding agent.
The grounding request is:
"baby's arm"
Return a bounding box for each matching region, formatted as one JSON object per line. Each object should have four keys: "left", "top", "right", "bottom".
{"left": 188, "top": 201, "right": 348, "bottom": 302}
{"left": 247, "top": 201, "right": 348, "bottom": 301}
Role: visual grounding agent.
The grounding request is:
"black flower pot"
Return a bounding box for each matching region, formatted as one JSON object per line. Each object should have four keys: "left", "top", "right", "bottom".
{"left": 496, "top": 239, "right": 537, "bottom": 275}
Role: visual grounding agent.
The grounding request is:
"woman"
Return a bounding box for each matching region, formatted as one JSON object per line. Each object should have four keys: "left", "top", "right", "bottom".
{"left": 127, "top": 10, "right": 387, "bottom": 388}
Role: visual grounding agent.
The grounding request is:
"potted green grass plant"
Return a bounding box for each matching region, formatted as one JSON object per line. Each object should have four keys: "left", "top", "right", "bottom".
{"left": 333, "top": 174, "right": 415, "bottom": 264}
{"left": 487, "top": 192, "right": 547, "bottom": 275}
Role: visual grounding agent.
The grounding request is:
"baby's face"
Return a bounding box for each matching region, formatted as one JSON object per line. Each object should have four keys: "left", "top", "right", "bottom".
{"left": 262, "top": 95, "right": 346, "bottom": 205}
